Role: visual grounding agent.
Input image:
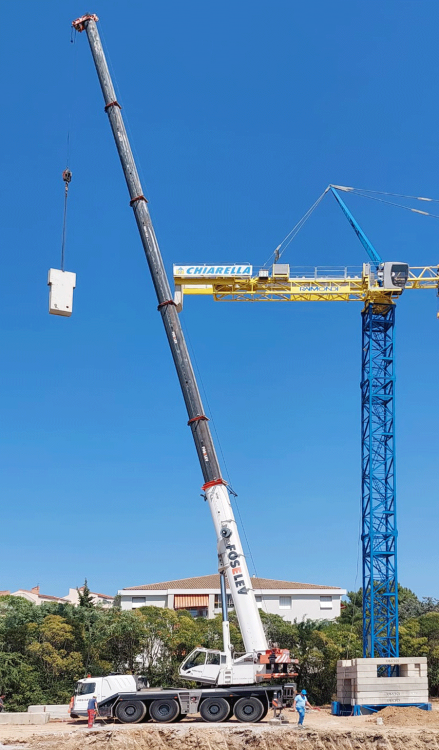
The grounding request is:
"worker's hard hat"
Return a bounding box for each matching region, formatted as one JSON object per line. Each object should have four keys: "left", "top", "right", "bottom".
{"left": 93, "top": 694, "right": 97, "bottom": 698}
{"left": 301, "top": 690, "right": 307, "bottom": 695}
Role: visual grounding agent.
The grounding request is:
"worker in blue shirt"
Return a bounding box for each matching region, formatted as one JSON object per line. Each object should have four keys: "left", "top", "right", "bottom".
{"left": 87, "top": 695, "right": 98, "bottom": 728}
{"left": 294, "top": 689, "right": 313, "bottom": 727}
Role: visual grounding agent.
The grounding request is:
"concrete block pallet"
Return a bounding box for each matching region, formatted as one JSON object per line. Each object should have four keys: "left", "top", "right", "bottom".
{"left": 335, "top": 656, "right": 430, "bottom": 714}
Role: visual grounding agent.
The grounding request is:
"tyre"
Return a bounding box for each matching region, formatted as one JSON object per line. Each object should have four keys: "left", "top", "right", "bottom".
{"left": 200, "top": 697, "right": 230, "bottom": 723}
{"left": 233, "top": 697, "right": 265, "bottom": 723}
{"left": 70, "top": 713, "right": 79, "bottom": 719}
{"left": 116, "top": 700, "right": 147, "bottom": 724}
{"left": 149, "top": 698, "right": 180, "bottom": 723}
{"left": 171, "top": 712, "right": 185, "bottom": 722}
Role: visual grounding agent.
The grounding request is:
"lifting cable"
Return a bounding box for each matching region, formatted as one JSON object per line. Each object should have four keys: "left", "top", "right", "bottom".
{"left": 269, "top": 183, "right": 439, "bottom": 270}
{"left": 330, "top": 184, "right": 439, "bottom": 219}
{"left": 330, "top": 185, "right": 439, "bottom": 317}
{"left": 60, "top": 169, "right": 72, "bottom": 271}
{"left": 59, "top": 25, "right": 78, "bottom": 272}
{"left": 263, "top": 187, "right": 330, "bottom": 267}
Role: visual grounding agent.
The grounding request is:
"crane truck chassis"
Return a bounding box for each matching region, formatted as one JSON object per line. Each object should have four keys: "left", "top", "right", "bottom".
{"left": 71, "top": 674, "right": 297, "bottom": 724}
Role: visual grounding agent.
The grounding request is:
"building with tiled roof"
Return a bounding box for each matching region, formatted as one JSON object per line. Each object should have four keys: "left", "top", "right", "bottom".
{"left": 9, "top": 586, "right": 67, "bottom": 605}
{"left": 120, "top": 575, "right": 346, "bottom": 623}
{"left": 63, "top": 587, "right": 114, "bottom": 608}
{"left": 5, "top": 585, "right": 114, "bottom": 608}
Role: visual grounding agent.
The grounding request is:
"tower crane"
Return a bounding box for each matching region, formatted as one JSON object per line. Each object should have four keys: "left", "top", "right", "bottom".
{"left": 72, "top": 13, "right": 297, "bottom": 690}
{"left": 173, "top": 192, "right": 439, "bottom": 661}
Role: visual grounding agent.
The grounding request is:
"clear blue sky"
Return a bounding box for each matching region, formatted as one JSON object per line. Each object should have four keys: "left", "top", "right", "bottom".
{"left": 1, "top": 1, "right": 438, "bottom": 601}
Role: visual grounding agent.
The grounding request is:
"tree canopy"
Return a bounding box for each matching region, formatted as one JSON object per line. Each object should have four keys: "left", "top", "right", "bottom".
{"left": 0, "top": 583, "right": 438, "bottom": 710}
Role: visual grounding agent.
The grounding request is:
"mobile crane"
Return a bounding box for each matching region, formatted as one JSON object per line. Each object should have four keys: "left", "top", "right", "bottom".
{"left": 69, "top": 13, "right": 296, "bottom": 723}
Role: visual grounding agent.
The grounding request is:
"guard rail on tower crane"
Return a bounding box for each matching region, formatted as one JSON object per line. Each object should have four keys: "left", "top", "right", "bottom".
{"left": 72, "top": 13, "right": 297, "bottom": 687}
{"left": 173, "top": 195, "right": 439, "bottom": 662}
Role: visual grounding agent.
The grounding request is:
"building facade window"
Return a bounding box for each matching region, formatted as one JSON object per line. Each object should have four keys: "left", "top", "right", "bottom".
{"left": 320, "top": 596, "right": 333, "bottom": 609}
{"left": 186, "top": 607, "right": 208, "bottom": 618}
{"left": 279, "top": 596, "right": 291, "bottom": 609}
{"left": 255, "top": 595, "right": 263, "bottom": 607}
{"left": 131, "top": 596, "right": 146, "bottom": 606}
{"left": 214, "top": 594, "right": 234, "bottom": 610}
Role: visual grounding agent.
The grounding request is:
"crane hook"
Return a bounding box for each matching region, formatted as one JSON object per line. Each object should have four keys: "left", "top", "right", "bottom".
{"left": 62, "top": 168, "right": 72, "bottom": 186}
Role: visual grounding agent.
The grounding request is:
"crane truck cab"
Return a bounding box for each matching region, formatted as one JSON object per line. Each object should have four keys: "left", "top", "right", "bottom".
{"left": 180, "top": 647, "right": 264, "bottom": 685}
{"left": 71, "top": 675, "right": 137, "bottom": 718}
{"left": 179, "top": 647, "right": 265, "bottom": 685}
{"left": 179, "top": 647, "right": 295, "bottom": 686}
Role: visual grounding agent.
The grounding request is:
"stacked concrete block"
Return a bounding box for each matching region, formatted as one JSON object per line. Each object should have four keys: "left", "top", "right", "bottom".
{"left": 337, "top": 657, "right": 428, "bottom": 706}
{"left": 28, "top": 704, "right": 70, "bottom": 720}
{"left": 0, "top": 712, "right": 49, "bottom": 725}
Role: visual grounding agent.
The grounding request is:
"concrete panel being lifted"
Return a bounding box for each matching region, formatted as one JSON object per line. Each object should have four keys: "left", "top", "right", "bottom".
{"left": 48, "top": 268, "right": 76, "bottom": 317}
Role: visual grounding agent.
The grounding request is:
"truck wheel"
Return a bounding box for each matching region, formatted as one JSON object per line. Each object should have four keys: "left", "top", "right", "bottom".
{"left": 149, "top": 699, "right": 179, "bottom": 723}
{"left": 200, "top": 697, "right": 230, "bottom": 722}
{"left": 234, "top": 697, "right": 264, "bottom": 723}
{"left": 116, "top": 700, "right": 147, "bottom": 724}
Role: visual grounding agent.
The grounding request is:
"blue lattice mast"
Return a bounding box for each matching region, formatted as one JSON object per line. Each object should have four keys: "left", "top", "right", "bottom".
{"left": 361, "top": 302, "right": 399, "bottom": 657}
{"left": 330, "top": 189, "right": 399, "bottom": 658}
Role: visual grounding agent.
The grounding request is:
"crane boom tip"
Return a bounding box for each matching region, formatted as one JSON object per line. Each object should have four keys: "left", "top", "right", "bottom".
{"left": 72, "top": 14, "right": 99, "bottom": 32}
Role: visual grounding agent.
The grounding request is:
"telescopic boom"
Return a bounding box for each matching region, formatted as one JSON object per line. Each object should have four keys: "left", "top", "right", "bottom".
{"left": 72, "top": 13, "right": 267, "bottom": 655}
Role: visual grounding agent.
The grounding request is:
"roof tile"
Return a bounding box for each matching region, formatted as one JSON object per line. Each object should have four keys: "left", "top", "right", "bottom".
{"left": 76, "top": 587, "right": 113, "bottom": 599}
{"left": 39, "top": 594, "right": 65, "bottom": 601}
{"left": 123, "top": 574, "right": 340, "bottom": 591}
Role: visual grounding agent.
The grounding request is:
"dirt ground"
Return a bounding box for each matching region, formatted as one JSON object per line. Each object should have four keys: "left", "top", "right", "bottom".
{"left": 1, "top": 705, "right": 439, "bottom": 749}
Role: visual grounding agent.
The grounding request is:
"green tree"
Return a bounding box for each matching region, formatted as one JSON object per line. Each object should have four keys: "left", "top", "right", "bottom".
{"left": 0, "top": 596, "right": 44, "bottom": 653}
{"left": 418, "top": 612, "right": 439, "bottom": 696}
{"left": 26, "top": 614, "right": 84, "bottom": 703}
{"left": 338, "top": 588, "right": 363, "bottom": 629}
{"left": 66, "top": 605, "right": 110, "bottom": 676}
{"left": 134, "top": 606, "right": 198, "bottom": 686}
{"left": 96, "top": 609, "right": 146, "bottom": 673}
{"left": 399, "top": 617, "right": 428, "bottom": 657}
{"left": 259, "top": 611, "right": 298, "bottom": 653}
{"left": 0, "top": 652, "right": 44, "bottom": 712}
{"left": 77, "top": 580, "right": 94, "bottom": 608}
